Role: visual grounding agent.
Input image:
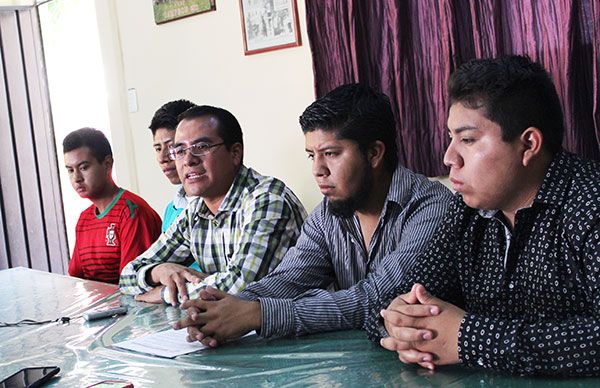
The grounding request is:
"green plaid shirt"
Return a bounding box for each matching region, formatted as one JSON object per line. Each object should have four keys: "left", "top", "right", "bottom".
{"left": 119, "top": 165, "right": 307, "bottom": 301}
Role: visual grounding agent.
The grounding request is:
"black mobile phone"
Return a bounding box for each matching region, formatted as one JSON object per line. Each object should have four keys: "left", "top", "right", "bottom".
{"left": 0, "top": 366, "right": 60, "bottom": 388}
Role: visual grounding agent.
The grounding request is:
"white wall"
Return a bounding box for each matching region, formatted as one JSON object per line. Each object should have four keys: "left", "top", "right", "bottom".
{"left": 96, "top": 0, "right": 321, "bottom": 215}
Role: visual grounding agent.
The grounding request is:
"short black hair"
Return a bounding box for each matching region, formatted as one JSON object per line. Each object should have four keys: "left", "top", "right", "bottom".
{"left": 178, "top": 105, "right": 244, "bottom": 148}
{"left": 149, "top": 99, "right": 196, "bottom": 135}
{"left": 449, "top": 55, "right": 564, "bottom": 154}
{"left": 63, "top": 127, "right": 112, "bottom": 163}
{"left": 299, "top": 83, "right": 399, "bottom": 172}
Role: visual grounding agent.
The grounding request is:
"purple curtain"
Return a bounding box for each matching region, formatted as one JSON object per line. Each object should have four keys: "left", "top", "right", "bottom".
{"left": 305, "top": 0, "right": 600, "bottom": 176}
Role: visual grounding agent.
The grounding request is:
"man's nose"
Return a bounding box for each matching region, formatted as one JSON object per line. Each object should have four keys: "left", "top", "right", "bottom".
{"left": 312, "top": 155, "right": 329, "bottom": 177}
{"left": 443, "top": 141, "right": 462, "bottom": 169}
{"left": 73, "top": 170, "right": 83, "bottom": 182}
{"left": 182, "top": 148, "right": 200, "bottom": 166}
{"left": 159, "top": 147, "right": 171, "bottom": 162}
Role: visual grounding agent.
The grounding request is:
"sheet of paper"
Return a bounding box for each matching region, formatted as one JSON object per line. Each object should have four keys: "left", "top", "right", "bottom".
{"left": 113, "top": 329, "right": 255, "bottom": 358}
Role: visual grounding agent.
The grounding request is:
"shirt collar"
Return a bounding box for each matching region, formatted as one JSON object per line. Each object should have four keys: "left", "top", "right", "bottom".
{"left": 533, "top": 151, "right": 572, "bottom": 207}
{"left": 386, "top": 165, "right": 416, "bottom": 208}
{"left": 197, "top": 164, "right": 249, "bottom": 217}
{"left": 172, "top": 184, "right": 188, "bottom": 208}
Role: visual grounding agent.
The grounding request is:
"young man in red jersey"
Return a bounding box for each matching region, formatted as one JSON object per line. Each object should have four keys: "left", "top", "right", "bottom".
{"left": 63, "top": 127, "right": 161, "bottom": 284}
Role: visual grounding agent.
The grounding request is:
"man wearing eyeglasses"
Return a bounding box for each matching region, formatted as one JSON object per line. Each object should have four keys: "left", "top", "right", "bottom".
{"left": 119, "top": 105, "right": 307, "bottom": 305}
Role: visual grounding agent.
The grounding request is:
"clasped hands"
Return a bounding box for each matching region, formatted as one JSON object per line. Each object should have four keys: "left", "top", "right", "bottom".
{"left": 134, "top": 263, "right": 259, "bottom": 347}
{"left": 380, "top": 283, "right": 465, "bottom": 370}
{"left": 172, "top": 287, "right": 261, "bottom": 348}
{"left": 162, "top": 287, "right": 261, "bottom": 348}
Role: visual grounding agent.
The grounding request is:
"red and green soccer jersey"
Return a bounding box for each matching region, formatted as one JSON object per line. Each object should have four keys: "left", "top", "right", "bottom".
{"left": 68, "top": 189, "right": 162, "bottom": 284}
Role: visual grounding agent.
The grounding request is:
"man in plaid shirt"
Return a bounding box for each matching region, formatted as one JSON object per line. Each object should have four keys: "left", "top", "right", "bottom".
{"left": 119, "top": 105, "right": 307, "bottom": 305}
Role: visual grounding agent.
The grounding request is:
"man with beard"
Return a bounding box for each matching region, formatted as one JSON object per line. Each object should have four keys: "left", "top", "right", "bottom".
{"left": 172, "top": 84, "right": 452, "bottom": 346}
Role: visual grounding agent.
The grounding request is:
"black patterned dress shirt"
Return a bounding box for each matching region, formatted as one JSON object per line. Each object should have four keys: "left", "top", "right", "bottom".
{"left": 367, "top": 151, "right": 600, "bottom": 376}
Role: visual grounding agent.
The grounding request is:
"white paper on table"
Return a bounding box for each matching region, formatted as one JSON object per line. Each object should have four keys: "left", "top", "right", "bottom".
{"left": 113, "top": 328, "right": 255, "bottom": 358}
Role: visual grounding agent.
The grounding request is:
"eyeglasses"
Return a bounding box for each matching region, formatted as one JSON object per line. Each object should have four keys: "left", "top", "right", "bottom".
{"left": 168, "top": 142, "right": 225, "bottom": 161}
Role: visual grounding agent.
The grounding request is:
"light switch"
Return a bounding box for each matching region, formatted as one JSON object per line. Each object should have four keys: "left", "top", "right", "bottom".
{"left": 127, "top": 88, "right": 138, "bottom": 113}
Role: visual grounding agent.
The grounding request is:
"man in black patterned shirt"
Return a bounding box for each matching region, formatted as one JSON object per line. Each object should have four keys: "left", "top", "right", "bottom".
{"left": 372, "top": 55, "right": 600, "bottom": 376}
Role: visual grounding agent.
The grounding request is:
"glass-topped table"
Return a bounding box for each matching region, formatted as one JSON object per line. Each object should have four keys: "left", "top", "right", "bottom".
{"left": 0, "top": 268, "right": 596, "bottom": 387}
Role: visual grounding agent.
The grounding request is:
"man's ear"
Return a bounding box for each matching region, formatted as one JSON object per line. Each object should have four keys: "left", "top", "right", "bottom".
{"left": 230, "top": 143, "right": 243, "bottom": 166}
{"left": 103, "top": 155, "right": 114, "bottom": 171}
{"left": 367, "top": 140, "right": 386, "bottom": 169}
{"left": 520, "top": 127, "right": 543, "bottom": 166}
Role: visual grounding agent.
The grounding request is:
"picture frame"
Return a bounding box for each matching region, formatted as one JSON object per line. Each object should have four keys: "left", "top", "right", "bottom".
{"left": 239, "top": 0, "right": 301, "bottom": 55}
{"left": 153, "top": 0, "right": 216, "bottom": 25}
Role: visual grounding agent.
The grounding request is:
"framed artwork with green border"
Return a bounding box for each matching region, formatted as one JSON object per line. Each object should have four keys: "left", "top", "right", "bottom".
{"left": 153, "top": 0, "right": 216, "bottom": 24}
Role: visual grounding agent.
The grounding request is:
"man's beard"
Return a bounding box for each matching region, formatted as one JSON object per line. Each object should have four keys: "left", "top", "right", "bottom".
{"left": 328, "top": 163, "right": 373, "bottom": 218}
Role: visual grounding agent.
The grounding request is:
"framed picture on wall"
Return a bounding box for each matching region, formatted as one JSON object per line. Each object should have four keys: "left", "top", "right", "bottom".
{"left": 153, "top": 0, "right": 216, "bottom": 25}
{"left": 239, "top": 0, "right": 301, "bottom": 55}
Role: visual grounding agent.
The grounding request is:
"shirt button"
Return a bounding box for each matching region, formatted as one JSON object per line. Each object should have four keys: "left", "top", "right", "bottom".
{"left": 508, "top": 282, "right": 514, "bottom": 290}
{"left": 212, "top": 220, "right": 218, "bottom": 226}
